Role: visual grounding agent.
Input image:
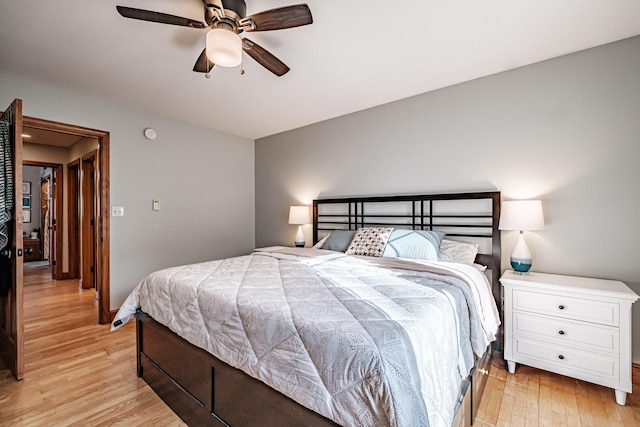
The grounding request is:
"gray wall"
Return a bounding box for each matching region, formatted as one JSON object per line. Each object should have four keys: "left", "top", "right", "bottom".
{"left": 1, "top": 74, "right": 255, "bottom": 309}
{"left": 256, "top": 36, "right": 640, "bottom": 361}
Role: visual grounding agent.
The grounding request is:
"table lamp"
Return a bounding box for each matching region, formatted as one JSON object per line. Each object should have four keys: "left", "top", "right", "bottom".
{"left": 288, "top": 206, "right": 311, "bottom": 247}
{"left": 499, "top": 200, "right": 545, "bottom": 273}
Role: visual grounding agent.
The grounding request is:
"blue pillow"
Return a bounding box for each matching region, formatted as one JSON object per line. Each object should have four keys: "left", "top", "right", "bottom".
{"left": 382, "top": 229, "right": 445, "bottom": 261}
{"left": 320, "top": 230, "right": 357, "bottom": 252}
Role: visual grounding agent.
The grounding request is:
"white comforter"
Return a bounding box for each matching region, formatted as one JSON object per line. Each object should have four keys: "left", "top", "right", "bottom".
{"left": 113, "top": 248, "right": 500, "bottom": 427}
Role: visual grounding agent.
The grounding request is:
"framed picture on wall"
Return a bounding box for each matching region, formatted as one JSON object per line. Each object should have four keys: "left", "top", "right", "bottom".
{"left": 22, "top": 181, "right": 31, "bottom": 195}
{"left": 22, "top": 196, "right": 31, "bottom": 208}
{"left": 23, "top": 210, "right": 31, "bottom": 223}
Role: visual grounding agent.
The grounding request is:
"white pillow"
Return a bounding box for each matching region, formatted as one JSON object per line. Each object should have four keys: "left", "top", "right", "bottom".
{"left": 312, "top": 234, "right": 330, "bottom": 248}
{"left": 439, "top": 239, "right": 479, "bottom": 265}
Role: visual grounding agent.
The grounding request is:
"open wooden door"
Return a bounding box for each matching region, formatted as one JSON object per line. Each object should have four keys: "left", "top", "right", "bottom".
{"left": 0, "top": 99, "right": 24, "bottom": 380}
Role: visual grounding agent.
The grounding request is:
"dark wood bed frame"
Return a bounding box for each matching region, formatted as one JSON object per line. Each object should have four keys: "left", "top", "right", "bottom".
{"left": 135, "top": 191, "right": 501, "bottom": 426}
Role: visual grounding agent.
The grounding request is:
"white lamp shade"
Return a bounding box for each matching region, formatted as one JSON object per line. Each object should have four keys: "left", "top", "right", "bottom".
{"left": 206, "top": 28, "right": 242, "bottom": 67}
{"left": 499, "top": 200, "right": 545, "bottom": 231}
{"left": 288, "top": 206, "right": 311, "bottom": 225}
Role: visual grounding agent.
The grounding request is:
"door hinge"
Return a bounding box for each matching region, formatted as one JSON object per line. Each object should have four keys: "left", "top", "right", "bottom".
{"left": 52, "top": 260, "right": 57, "bottom": 266}
{"left": 90, "top": 266, "right": 94, "bottom": 273}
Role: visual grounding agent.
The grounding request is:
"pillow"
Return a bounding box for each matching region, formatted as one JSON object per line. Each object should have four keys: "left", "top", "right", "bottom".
{"left": 320, "top": 230, "right": 357, "bottom": 252}
{"left": 382, "top": 229, "right": 445, "bottom": 261}
{"left": 438, "top": 239, "right": 479, "bottom": 265}
{"left": 312, "top": 234, "right": 330, "bottom": 249}
{"left": 473, "top": 263, "right": 487, "bottom": 272}
{"left": 345, "top": 227, "right": 393, "bottom": 257}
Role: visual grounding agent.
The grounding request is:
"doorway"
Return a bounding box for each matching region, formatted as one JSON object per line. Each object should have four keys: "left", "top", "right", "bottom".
{"left": 22, "top": 162, "right": 63, "bottom": 279}
{"left": 22, "top": 117, "right": 110, "bottom": 324}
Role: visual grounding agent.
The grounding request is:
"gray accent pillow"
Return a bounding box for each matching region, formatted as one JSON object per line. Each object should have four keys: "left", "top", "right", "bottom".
{"left": 320, "top": 230, "right": 357, "bottom": 252}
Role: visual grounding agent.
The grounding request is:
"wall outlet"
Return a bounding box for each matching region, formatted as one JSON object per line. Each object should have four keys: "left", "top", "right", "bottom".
{"left": 152, "top": 199, "right": 160, "bottom": 211}
{"left": 112, "top": 206, "right": 124, "bottom": 217}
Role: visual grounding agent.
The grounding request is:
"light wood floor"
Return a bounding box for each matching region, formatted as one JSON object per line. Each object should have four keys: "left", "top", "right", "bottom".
{"left": 476, "top": 359, "right": 640, "bottom": 426}
{"left": 0, "top": 267, "right": 186, "bottom": 426}
{"left": 1, "top": 267, "right": 639, "bottom": 426}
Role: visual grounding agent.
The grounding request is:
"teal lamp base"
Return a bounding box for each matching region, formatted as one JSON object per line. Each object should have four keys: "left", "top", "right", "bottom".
{"left": 511, "top": 231, "right": 533, "bottom": 273}
{"left": 511, "top": 257, "right": 532, "bottom": 273}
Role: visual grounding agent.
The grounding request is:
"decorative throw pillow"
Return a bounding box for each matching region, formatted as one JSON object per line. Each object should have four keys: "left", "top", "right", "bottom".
{"left": 321, "top": 230, "right": 357, "bottom": 252}
{"left": 345, "top": 227, "right": 393, "bottom": 257}
{"left": 438, "top": 239, "right": 479, "bottom": 265}
{"left": 382, "top": 229, "right": 445, "bottom": 261}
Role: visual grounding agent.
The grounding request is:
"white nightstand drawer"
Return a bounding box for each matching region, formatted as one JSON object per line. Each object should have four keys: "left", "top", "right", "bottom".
{"left": 514, "top": 337, "right": 619, "bottom": 381}
{"left": 512, "top": 289, "right": 619, "bottom": 326}
{"left": 513, "top": 312, "right": 619, "bottom": 353}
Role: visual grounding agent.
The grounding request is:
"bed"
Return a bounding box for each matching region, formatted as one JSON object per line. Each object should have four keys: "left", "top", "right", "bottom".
{"left": 112, "top": 191, "right": 502, "bottom": 427}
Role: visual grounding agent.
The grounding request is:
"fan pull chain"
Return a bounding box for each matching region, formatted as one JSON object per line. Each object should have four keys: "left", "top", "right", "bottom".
{"left": 205, "top": 54, "right": 211, "bottom": 79}
{"left": 239, "top": 55, "right": 245, "bottom": 75}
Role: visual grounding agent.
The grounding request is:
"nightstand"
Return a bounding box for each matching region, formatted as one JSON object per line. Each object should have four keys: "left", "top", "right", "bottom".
{"left": 500, "top": 270, "right": 638, "bottom": 405}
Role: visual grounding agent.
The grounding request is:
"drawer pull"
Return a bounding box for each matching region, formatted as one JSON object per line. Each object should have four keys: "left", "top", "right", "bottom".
{"left": 558, "top": 330, "right": 565, "bottom": 335}
{"left": 558, "top": 355, "right": 565, "bottom": 360}
{"left": 558, "top": 305, "right": 565, "bottom": 310}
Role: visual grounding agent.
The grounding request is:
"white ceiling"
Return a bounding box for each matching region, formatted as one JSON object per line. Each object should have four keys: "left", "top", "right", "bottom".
{"left": 1, "top": 1, "right": 639, "bottom": 140}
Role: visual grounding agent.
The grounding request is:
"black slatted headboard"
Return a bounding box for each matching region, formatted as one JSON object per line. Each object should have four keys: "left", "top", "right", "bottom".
{"left": 313, "top": 191, "right": 501, "bottom": 316}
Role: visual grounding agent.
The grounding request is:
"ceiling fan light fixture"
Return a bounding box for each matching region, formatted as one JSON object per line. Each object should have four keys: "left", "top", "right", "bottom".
{"left": 206, "top": 28, "right": 242, "bottom": 67}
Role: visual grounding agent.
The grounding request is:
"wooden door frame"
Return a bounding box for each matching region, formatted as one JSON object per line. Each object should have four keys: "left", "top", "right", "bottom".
{"left": 67, "top": 159, "right": 80, "bottom": 280}
{"left": 23, "top": 117, "right": 110, "bottom": 325}
{"left": 22, "top": 161, "right": 63, "bottom": 279}
{"left": 80, "top": 151, "right": 97, "bottom": 290}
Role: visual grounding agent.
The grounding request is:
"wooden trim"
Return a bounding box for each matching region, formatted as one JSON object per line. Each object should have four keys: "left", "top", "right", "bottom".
{"left": 23, "top": 116, "right": 110, "bottom": 325}
{"left": 80, "top": 151, "right": 97, "bottom": 290}
{"left": 98, "top": 133, "right": 110, "bottom": 324}
{"left": 67, "top": 159, "right": 80, "bottom": 279}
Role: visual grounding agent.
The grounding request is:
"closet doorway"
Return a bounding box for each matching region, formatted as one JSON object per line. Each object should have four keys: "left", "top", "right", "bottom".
{"left": 22, "top": 117, "right": 110, "bottom": 324}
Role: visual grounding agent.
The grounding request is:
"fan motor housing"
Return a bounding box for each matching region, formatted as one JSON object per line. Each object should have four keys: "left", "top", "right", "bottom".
{"left": 222, "top": 0, "right": 246, "bottom": 18}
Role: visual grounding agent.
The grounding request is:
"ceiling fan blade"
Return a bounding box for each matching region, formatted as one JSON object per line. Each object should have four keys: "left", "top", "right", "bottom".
{"left": 242, "top": 38, "right": 290, "bottom": 76}
{"left": 193, "top": 48, "right": 215, "bottom": 73}
{"left": 243, "top": 4, "right": 312, "bottom": 32}
{"left": 116, "top": 6, "right": 207, "bottom": 29}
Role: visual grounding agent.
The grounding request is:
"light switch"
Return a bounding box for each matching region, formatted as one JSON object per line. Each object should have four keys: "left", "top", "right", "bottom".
{"left": 152, "top": 199, "right": 160, "bottom": 211}
{"left": 112, "top": 206, "right": 124, "bottom": 217}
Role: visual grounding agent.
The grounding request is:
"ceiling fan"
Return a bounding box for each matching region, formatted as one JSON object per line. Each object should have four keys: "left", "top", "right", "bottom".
{"left": 116, "top": 0, "right": 313, "bottom": 77}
